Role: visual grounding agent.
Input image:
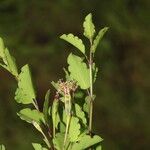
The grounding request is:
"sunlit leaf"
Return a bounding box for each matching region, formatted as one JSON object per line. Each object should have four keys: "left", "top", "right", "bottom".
{"left": 32, "top": 143, "right": 48, "bottom": 150}
{"left": 75, "top": 104, "right": 87, "bottom": 125}
{"left": 0, "top": 145, "right": 5, "bottom": 150}
{"left": 67, "top": 53, "right": 90, "bottom": 89}
{"left": 71, "top": 135, "right": 103, "bottom": 150}
{"left": 18, "top": 108, "right": 45, "bottom": 124}
{"left": 15, "top": 64, "right": 36, "bottom": 104}
{"left": 96, "top": 144, "right": 102, "bottom": 150}
{"left": 69, "top": 117, "right": 80, "bottom": 142}
{"left": 0, "top": 37, "right": 18, "bottom": 77}
{"left": 0, "top": 38, "right": 5, "bottom": 58}
{"left": 60, "top": 34, "right": 85, "bottom": 54}
{"left": 53, "top": 133, "right": 65, "bottom": 150}
{"left": 91, "top": 27, "right": 109, "bottom": 53}
{"left": 83, "top": 13, "right": 95, "bottom": 40}
{"left": 59, "top": 122, "right": 66, "bottom": 133}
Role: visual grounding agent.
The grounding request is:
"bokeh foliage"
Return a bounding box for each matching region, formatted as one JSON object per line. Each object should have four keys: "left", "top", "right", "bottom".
{"left": 0, "top": 0, "right": 149, "bottom": 150}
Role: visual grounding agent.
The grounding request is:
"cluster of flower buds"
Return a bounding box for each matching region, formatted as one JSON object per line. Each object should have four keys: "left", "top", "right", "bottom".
{"left": 57, "top": 79, "right": 78, "bottom": 95}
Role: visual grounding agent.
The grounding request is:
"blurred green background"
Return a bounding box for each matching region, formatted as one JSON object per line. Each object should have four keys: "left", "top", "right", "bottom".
{"left": 0, "top": 0, "right": 149, "bottom": 150}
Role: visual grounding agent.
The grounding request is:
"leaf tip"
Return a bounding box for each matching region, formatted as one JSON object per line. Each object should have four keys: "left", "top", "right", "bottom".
{"left": 60, "top": 34, "right": 65, "bottom": 39}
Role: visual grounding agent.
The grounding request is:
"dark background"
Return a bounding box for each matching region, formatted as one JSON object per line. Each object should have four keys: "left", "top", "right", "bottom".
{"left": 0, "top": 0, "right": 149, "bottom": 150}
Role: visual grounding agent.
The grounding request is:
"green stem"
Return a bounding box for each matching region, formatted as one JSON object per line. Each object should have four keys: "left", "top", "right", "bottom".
{"left": 88, "top": 39, "right": 93, "bottom": 135}
{"left": 63, "top": 94, "right": 72, "bottom": 149}
{"left": 63, "top": 115, "right": 71, "bottom": 149}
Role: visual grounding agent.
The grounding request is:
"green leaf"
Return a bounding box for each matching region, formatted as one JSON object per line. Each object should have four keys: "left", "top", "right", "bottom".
{"left": 71, "top": 135, "right": 103, "bottom": 150}
{"left": 32, "top": 143, "right": 48, "bottom": 150}
{"left": 96, "top": 144, "right": 102, "bottom": 150}
{"left": 59, "top": 122, "right": 66, "bottom": 133}
{"left": 93, "top": 63, "right": 98, "bottom": 83}
{"left": 53, "top": 133, "right": 65, "bottom": 150}
{"left": 4, "top": 48, "right": 18, "bottom": 77}
{"left": 0, "top": 145, "right": 5, "bottom": 150}
{"left": 60, "top": 34, "right": 85, "bottom": 54}
{"left": 69, "top": 117, "right": 80, "bottom": 142}
{"left": 0, "top": 37, "right": 5, "bottom": 58}
{"left": 63, "top": 68, "right": 72, "bottom": 81}
{"left": 75, "top": 104, "right": 87, "bottom": 126}
{"left": 83, "top": 96, "right": 90, "bottom": 114}
{"left": 18, "top": 108, "right": 45, "bottom": 124}
{"left": 15, "top": 64, "right": 36, "bottom": 104}
{"left": 83, "top": 13, "right": 95, "bottom": 40}
{"left": 52, "top": 99, "right": 60, "bottom": 129}
{"left": 51, "top": 81, "right": 58, "bottom": 90}
{"left": 0, "top": 38, "right": 18, "bottom": 77}
{"left": 67, "top": 53, "right": 90, "bottom": 89}
{"left": 91, "top": 27, "right": 109, "bottom": 53}
{"left": 43, "top": 89, "right": 50, "bottom": 123}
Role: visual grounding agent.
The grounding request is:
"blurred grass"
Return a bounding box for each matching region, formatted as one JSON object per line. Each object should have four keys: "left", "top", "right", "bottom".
{"left": 0, "top": 0, "right": 150, "bottom": 149}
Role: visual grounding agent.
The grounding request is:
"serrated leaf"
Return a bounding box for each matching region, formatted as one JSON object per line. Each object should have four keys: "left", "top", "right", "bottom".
{"left": 43, "top": 89, "right": 50, "bottom": 123}
{"left": 60, "top": 34, "right": 85, "bottom": 54}
{"left": 67, "top": 53, "right": 90, "bottom": 89}
{"left": 91, "top": 27, "right": 109, "bottom": 53}
{"left": 83, "top": 13, "right": 95, "bottom": 40}
{"left": 75, "top": 104, "right": 87, "bottom": 125}
{"left": 53, "top": 133, "right": 65, "bottom": 150}
{"left": 0, "top": 145, "right": 5, "bottom": 150}
{"left": 32, "top": 143, "right": 48, "bottom": 150}
{"left": 69, "top": 117, "right": 80, "bottom": 142}
{"left": 15, "top": 64, "right": 36, "bottom": 104}
{"left": 71, "top": 135, "right": 103, "bottom": 150}
{"left": 83, "top": 96, "right": 90, "bottom": 114}
{"left": 0, "top": 38, "right": 18, "bottom": 77}
{"left": 18, "top": 108, "right": 45, "bottom": 124}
